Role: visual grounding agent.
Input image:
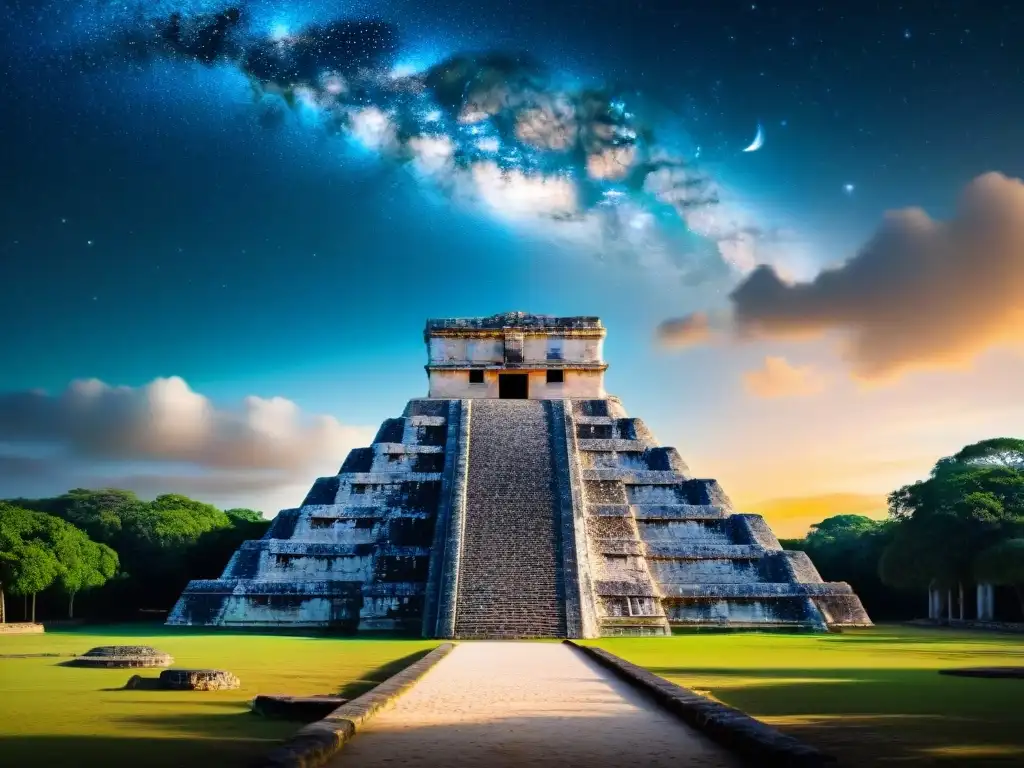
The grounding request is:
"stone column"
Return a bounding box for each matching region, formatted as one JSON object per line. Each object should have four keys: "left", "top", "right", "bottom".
{"left": 977, "top": 583, "right": 996, "bottom": 621}
{"left": 947, "top": 589, "right": 954, "bottom": 621}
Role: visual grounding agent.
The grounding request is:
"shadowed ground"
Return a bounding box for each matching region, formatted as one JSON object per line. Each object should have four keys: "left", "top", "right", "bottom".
{"left": 589, "top": 625, "right": 1024, "bottom": 766}
{"left": 0, "top": 624, "right": 436, "bottom": 767}
{"left": 334, "top": 642, "right": 739, "bottom": 768}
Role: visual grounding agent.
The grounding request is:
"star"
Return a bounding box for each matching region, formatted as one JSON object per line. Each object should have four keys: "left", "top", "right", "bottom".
{"left": 843, "top": 183, "right": 855, "bottom": 194}
{"left": 86, "top": 240, "right": 94, "bottom": 246}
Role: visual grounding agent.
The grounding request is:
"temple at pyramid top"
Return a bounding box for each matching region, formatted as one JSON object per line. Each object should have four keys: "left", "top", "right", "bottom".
{"left": 168, "top": 312, "right": 871, "bottom": 638}
{"left": 425, "top": 312, "right": 608, "bottom": 399}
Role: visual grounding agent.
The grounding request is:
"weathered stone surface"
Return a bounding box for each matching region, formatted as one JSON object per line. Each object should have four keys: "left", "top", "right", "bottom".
{"left": 453, "top": 399, "right": 566, "bottom": 638}
{"left": 68, "top": 646, "right": 174, "bottom": 668}
{"left": 159, "top": 668, "right": 241, "bottom": 690}
{"left": 168, "top": 397, "right": 455, "bottom": 632}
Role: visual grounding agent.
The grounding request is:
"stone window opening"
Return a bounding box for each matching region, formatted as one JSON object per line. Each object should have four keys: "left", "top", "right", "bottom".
{"left": 353, "top": 518, "right": 376, "bottom": 529}
{"left": 546, "top": 369, "right": 564, "bottom": 384}
{"left": 309, "top": 518, "right": 334, "bottom": 529}
{"left": 468, "top": 369, "right": 484, "bottom": 384}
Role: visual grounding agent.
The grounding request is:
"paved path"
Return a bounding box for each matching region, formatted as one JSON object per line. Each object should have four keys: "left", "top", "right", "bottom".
{"left": 332, "top": 643, "right": 740, "bottom": 768}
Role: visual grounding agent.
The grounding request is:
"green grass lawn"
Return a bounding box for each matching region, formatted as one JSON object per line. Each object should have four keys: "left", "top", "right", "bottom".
{"left": 589, "top": 625, "right": 1024, "bottom": 766}
{"left": 0, "top": 624, "right": 436, "bottom": 767}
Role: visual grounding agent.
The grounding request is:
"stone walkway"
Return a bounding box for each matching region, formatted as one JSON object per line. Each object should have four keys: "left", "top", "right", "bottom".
{"left": 332, "top": 643, "right": 740, "bottom": 768}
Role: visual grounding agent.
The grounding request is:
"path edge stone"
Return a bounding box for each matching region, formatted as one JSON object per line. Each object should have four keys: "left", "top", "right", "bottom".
{"left": 261, "top": 642, "right": 456, "bottom": 768}
{"left": 565, "top": 640, "right": 834, "bottom": 767}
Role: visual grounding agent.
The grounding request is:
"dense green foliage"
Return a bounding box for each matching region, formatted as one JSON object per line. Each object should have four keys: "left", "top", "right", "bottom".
{"left": 780, "top": 438, "right": 1024, "bottom": 620}
{"left": 1, "top": 489, "right": 269, "bottom": 622}
{"left": 881, "top": 438, "right": 1024, "bottom": 593}
{"left": 0, "top": 504, "right": 118, "bottom": 621}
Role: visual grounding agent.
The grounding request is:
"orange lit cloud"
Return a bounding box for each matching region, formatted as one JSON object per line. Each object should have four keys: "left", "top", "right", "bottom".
{"left": 742, "top": 356, "right": 826, "bottom": 398}
{"left": 660, "top": 172, "right": 1024, "bottom": 381}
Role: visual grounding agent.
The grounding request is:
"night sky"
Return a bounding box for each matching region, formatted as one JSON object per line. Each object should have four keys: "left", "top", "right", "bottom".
{"left": 2, "top": 0, "right": 1022, "bottom": 535}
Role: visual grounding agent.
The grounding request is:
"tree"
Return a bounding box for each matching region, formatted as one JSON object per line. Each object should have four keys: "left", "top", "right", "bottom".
{"left": 9, "top": 544, "right": 61, "bottom": 622}
{"left": 1, "top": 489, "right": 269, "bottom": 620}
{"left": 952, "top": 438, "right": 1024, "bottom": 470}
{"left": 975, "top": 539, "right": 1024, "bottom": 614}
{"left": 225, "top": 508, "right": 265, "bottom": 524}
{"left": 0, "top": 503, "right": 119, "bottom": 621}
{"left": 881, "top": 438, "right": 1024, "bottom": 619}
{"left": 48, "top": 518, "right": 119, "bottom": 619}
{"left": 0, "top": 504, "right": 49, "bottom": 623}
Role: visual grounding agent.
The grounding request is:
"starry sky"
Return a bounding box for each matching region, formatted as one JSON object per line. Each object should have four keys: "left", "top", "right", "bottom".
{"left": 1, "top": 0, "right": 1022, "bottom": 535}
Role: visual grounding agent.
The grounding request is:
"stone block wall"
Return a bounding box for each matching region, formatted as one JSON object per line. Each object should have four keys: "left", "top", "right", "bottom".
{"left": 564, "top": 399, "right": 871, "bottom": 632}
{"left": 167, "top": 399, "right": 461, "bottom": 632}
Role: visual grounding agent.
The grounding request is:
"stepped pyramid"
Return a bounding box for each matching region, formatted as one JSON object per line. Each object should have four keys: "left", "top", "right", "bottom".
{"left": 168, "top": 312, "right": 871, "bottom": 636}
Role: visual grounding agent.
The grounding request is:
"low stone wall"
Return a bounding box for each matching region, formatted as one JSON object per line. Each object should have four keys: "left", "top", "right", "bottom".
{"left": 0, "top": 623, "right": 44, "bottom": 634}
{"left": 568, "top": 641, "right": 832, "bottom": 766}
{"left": 261, "top": 643, "right": 455, "bottom": 768}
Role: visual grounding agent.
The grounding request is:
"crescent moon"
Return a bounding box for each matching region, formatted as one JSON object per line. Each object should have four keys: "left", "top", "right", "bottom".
{"left": 742, "top": 124, "right": 764, "bottom": 153}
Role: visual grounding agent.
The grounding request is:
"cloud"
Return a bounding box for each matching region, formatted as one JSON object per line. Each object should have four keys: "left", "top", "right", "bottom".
{"left": 660, "top": 172, "right": 1024, "bottom": 380}
{"left": 656, "top": 312, "right": 714, "bottom": 347}
{"left": 742, "top": 356, "right": 826, "bottom": 398}
{"left": 0, "top": 377, "right": 373, "bottom": 509}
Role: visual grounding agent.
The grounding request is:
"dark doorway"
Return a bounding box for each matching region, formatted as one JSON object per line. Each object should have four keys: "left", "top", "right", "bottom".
{"left": 498, "top": 373, "right": 529, "bottom": 399}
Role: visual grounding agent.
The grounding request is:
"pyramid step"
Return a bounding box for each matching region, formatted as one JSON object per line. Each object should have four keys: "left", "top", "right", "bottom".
{"left": 454, "top": 400, "right": 567, "bottom": 638}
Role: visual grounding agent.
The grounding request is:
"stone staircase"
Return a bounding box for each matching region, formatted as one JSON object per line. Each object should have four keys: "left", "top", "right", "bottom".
{"left": 454, "top": 400, "right": 567, "bottom": 638}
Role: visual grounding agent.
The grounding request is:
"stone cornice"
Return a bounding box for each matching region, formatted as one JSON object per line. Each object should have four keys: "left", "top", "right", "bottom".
{"left": 426, "top": 362, "right": 608, "bottom": 372}
{"left": 426, "top": 327, "right": 606, "bottom": 341}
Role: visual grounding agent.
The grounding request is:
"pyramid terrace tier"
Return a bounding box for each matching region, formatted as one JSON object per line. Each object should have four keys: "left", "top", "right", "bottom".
{"left": 569, "top": 399, "right": 871, "bottom": 633}
{"left": 167, "top": 391, "right": 872, "bottom": 636}
{"left": 167, "top": 399, "right": 465, "bottom": 633}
